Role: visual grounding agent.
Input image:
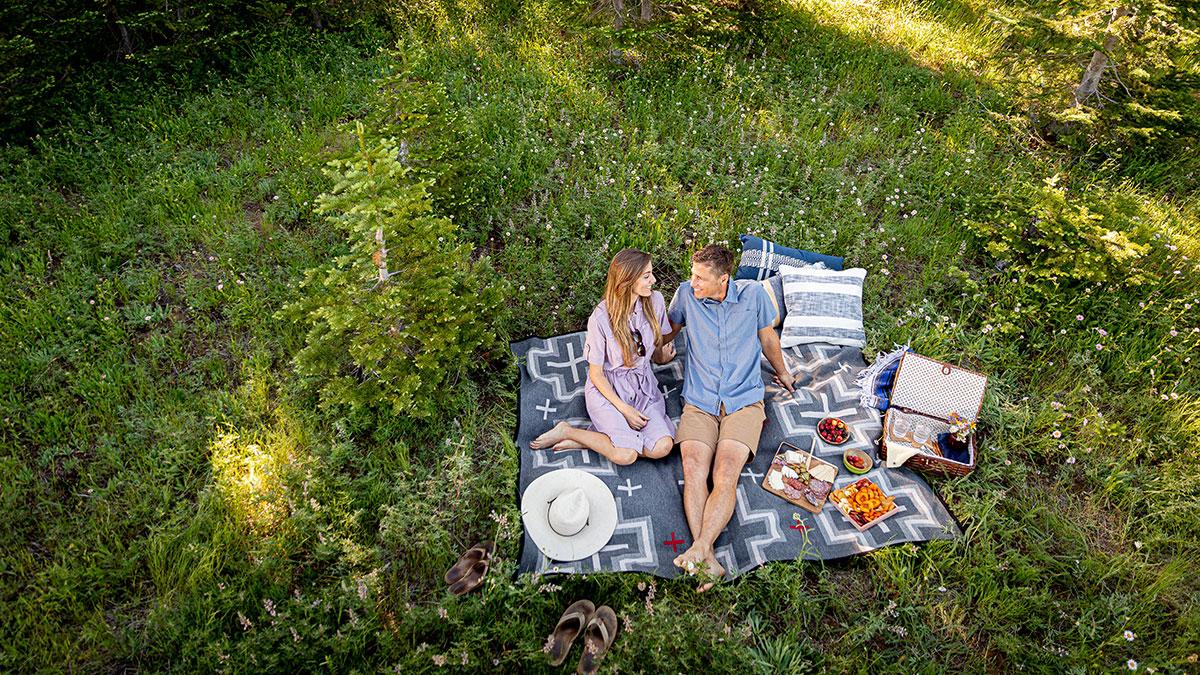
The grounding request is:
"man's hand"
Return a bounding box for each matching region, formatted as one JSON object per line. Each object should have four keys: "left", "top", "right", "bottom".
{"left": 621, "top": 404, "right": 650, "bottom": 430}
{"left": 773, "top": 369, "right": 797, "bottom": 395}
{"left": 652, "top": 341, "right": 676, "bottom": 364}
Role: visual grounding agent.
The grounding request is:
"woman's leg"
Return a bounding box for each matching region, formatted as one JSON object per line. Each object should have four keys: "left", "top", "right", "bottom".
{"left": 530, "top": 421, "right": 639, "bottom": 465}
{"left": 642, "top": 435, "right": 674, "bottom": 459}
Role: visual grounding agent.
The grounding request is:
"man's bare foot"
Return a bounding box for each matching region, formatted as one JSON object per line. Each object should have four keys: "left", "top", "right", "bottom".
{"left": 696, "top": 552, "right": 726, "bottom": 593}
{"left": 530, "top": 421, "right": 572, "bottom": 450}
{"left": 673, "top": 543, "right": 706, "bottom": 571}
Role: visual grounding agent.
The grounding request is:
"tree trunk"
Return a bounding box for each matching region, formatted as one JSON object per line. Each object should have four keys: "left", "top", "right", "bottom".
{"left": 375, "top": 227, "right": 389, "bottom": 283}
{"left": 103, "top": 1, "right": 134, "bottom": 57}
{"left": 612, "top": 0, "right": 625, "bottom": 29}
{"left": 1074, "top": 6, "right": 1131, "bottom": 106}
{"left": 641, "top": 0, "right": 651, "bottom": 21}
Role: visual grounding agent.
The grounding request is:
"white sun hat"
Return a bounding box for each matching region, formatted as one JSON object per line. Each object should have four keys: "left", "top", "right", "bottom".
{"left": 521, "top": 469, "right": 618, "bottom": 562}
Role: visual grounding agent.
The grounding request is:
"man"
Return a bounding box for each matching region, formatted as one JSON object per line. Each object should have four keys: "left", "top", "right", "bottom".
{"left": 661, "top": 244, "right": 796, "bottom": 591}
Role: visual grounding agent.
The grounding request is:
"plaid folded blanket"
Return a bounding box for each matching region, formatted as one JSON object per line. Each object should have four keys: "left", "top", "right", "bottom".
{"left": 855, "top": 345, "right": 911, "bottom": 411}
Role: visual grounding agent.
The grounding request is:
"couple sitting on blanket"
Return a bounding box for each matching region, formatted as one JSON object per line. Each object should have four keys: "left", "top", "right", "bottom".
{"left": 531, "top": 244, "right": 797, "bottom": 590}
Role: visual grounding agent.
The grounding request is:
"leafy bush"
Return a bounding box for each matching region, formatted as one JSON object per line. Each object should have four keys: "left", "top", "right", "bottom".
{"left": 279, "top": 122, "right": 508, "bottom": 421}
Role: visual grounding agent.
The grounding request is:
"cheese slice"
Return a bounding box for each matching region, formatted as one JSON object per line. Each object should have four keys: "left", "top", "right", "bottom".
{"left": 810, "top": 464, "right": 837, "bottom": 483}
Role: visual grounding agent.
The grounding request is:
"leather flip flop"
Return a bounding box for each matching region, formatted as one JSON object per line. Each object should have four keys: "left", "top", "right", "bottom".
{"left": 546, "top": 599, "right": 595, "bottom": 667}
{"left": 444, "top": 541, "right": 495, "bottom": 586}
{"left": 447, "top": 558, "right": 489, "bottom": 596}
{"left": 577, "top": 605, "right": 618, "bottom": 675}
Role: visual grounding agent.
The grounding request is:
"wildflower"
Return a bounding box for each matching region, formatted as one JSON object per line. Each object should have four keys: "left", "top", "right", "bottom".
{"left": 144, "top": 315, "right": 151, "bottom": 321}
{"left": 1052, "top": 430, "right": 1062, "bottom": 439}
{"left": 432, "top": 654, "right": 447, "bottom": 667}
{"left": 217, "top": 283, "right": 223, "bottom": 290}
{"left": 1076, "top": 315, "right": 1084, "bottom": 321}
{"left": 1096, "top": 344, "right": 1104, "bottom": 350}
{"left": 1066, "top": 457, "right": 1076, "bottom": 465}
{"left": 1127, "top": 659, "right": 1137, "bottom": 670}
{"left": 1124, "top": 630, "right": 1135, "bottom": 641}
{"left": 237, "top": 611, "right": 253, "bottom": 631}
{"left": 438, "top": 607, "right": 448, "bottom": 619}
{"left": 1096, "top": 328, "right": 1108, "bottom": 336}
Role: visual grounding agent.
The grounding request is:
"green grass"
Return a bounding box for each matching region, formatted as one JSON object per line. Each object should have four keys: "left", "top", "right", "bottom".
{"left": 2, "top": 1, "right": 1198, "bottom": 671}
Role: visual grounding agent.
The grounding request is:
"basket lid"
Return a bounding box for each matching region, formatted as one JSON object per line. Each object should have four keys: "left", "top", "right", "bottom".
{"left": 890, "top": 353, "right": 987, "bottom": 422}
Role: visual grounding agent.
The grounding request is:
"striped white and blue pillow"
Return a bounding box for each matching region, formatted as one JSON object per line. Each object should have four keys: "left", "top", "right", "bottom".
{"left": 778, "top": 263, "right": 867, "bottom": 348}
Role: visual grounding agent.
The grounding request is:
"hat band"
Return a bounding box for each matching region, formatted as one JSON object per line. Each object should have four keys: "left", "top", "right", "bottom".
{"left": 547, "top": 496, "right": 587, "bottom": 537}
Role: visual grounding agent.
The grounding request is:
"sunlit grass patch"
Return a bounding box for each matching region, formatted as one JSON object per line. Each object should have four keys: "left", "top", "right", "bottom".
{"left": 210, "top": 426, "right": 308, "bottom": 539}
{"left": 788, "top": 0, "right": 1008, "bottom": 77}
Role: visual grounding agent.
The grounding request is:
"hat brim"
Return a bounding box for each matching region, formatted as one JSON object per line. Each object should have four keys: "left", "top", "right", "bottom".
{"left": 521, "top": 469, "right": 617, "bottom": 563}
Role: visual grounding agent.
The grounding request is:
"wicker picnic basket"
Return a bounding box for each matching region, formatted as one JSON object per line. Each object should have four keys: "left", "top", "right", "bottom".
{"left": 879, "top": 353, "right": 988, "bottom": 477}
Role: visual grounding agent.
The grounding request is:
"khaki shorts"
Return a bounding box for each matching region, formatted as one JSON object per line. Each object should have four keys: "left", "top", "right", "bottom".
{"left": 676, "top": 401, "right": 767, "bottom": 457}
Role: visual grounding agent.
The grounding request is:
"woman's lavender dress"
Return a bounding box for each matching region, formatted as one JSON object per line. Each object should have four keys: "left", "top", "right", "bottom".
{"left": 582, "top": 291, "right": 676, "bottom": 453}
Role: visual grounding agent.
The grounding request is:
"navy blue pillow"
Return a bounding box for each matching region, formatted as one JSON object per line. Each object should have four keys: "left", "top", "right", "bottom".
{"left": 734, "top": 234, "right": 844, "bottom": 280}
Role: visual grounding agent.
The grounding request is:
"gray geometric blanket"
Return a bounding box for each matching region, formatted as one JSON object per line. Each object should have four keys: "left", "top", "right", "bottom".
{"left": 513, "top": 328, "right": 960, "bottom": 579}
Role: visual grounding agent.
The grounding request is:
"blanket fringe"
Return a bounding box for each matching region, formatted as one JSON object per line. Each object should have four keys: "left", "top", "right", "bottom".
{"left": 855, "top": 344, "right": 911, "bottom": 409}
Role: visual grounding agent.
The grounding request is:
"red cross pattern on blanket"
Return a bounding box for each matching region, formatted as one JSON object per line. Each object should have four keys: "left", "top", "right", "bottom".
{"left": 662, "top": 532, "right": 685, "bottom": 553}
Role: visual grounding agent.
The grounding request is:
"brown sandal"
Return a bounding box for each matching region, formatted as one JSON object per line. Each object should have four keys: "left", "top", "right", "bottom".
{"left": 577, "top": 605, "right": 617, "bottom": 674}
{"left": 546, "top": 599, "right": 595, "bottom": 666}
{"left": 444, "top": 541, "right": 495, "bottom": 586}
{"left": 447, "top": 558, "right": 489, "bottom": 596}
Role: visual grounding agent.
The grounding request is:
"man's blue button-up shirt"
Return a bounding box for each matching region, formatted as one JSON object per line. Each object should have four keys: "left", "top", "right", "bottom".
{"left": 667, "top": 278, "right": 775, "bottom": 416}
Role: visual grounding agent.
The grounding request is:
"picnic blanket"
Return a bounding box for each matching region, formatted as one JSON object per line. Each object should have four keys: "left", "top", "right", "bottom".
{"left": 513, "top": 329, "right": 960, "bottom": 579}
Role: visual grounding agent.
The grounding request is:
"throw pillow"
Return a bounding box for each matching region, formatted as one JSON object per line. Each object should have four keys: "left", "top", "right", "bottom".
{"left": 758, "top": 275, "right": 786, "bottom": 328}
{"left": 735, "top": 234, "right": 844, "bottom": 280}
{"left": 779, "top": 263, "right": 866, "bottom": 348}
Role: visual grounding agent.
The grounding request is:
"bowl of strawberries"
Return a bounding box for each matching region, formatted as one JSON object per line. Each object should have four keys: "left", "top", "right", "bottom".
{"left": 817, "top": 416, "right": 851, "bottom": 445}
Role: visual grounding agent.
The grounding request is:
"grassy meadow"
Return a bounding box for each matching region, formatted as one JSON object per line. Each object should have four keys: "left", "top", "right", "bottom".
{"left": 2, "top": 1, "right": 1198, "bottom": 671}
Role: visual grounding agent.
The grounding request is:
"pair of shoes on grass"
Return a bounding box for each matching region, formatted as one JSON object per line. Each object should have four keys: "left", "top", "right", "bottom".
{"left": 444, "top": 541, "right": 495, "bottom": 596}
{"left": 545, "top": 599, "right": 618, "bottom": 674}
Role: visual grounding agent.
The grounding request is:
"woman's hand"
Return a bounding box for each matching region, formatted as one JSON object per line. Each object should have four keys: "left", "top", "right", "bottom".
{"left": 621, "top": 404, "right": 650, "bottom": 431}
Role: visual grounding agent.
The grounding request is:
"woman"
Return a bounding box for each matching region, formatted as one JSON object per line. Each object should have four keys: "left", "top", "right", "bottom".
{"left": 530, "top": 248, "right": 677, "bottom": 465}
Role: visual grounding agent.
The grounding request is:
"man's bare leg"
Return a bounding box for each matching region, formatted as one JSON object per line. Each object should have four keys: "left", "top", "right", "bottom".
{"left": 674, "top": 439, "right": 714, "bottom": 568}
{"left": 688, "top": 439, "right": 750, "bottom": 591}
{"left": 529, "top": 421, "right": 638, "bottom": 465}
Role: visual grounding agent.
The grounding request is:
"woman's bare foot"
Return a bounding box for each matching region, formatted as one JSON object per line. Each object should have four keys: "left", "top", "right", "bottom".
{"left": 530, "top": 421, "right": 573, "bottom": 450}
{"left": 550, "top": 438, "right": 586, "bottom": 451}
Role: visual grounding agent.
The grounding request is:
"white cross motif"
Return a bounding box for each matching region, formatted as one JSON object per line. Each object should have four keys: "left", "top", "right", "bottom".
{"left": 547, "top": 342, "right": 586, "bottom": 373}
{"left": 617, "top": 479, "right": 643, "bottom": 497}
{"left": 535, "top": 399, "right": 558, "bottom": 420}
{"left": 660, "top": 385, "right": 676, "bottom": 397}
{"left": 740, "top": 468, "right": 764, "bottom": 483}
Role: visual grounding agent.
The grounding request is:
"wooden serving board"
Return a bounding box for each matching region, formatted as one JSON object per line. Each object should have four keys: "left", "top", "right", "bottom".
{"left": 760, "top": 441, "right": 839, "bottom": 514}
{"left": 830, "top": 479, "right": 905, "bottom": 532}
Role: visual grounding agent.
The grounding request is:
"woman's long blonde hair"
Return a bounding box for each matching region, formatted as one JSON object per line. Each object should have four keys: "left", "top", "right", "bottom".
{"left": 604, "top": 248, "right": 661, "bottom": 368}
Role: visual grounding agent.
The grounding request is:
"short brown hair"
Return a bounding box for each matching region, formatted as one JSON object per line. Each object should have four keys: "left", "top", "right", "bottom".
{"left": 692, "top": 244, "right": 734, "bottom": 277}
